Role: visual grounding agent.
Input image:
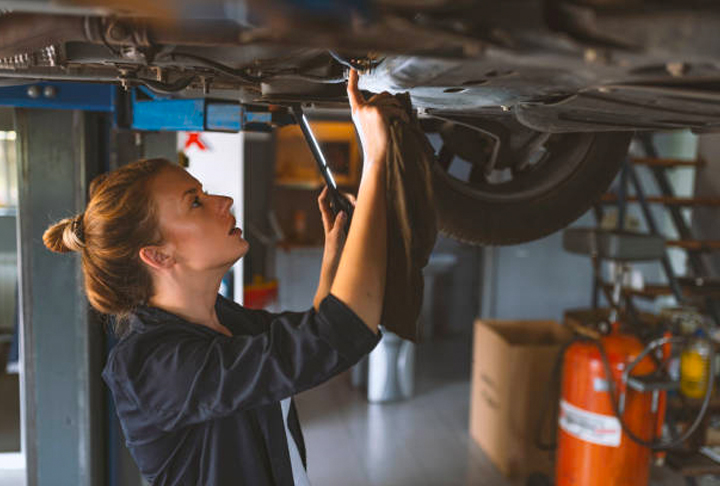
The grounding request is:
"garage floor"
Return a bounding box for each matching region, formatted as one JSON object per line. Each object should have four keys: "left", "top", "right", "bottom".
{"left": 0, "top": 336, "right": 714, "bottom": 485}
{"left": 295, "top": 336, "right": 701, "bottom": 486}
{"left": 296, "top": 335, "right": 508, "bottom": 486}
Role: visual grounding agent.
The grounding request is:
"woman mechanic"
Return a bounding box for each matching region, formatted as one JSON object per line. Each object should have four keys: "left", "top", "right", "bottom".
{"left": 42, "top": 70, "right": 407, "bottom": 485}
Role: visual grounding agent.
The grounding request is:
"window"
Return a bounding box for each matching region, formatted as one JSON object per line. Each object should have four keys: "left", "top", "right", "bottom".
{"left": 0, "top": 131, "right": 17, "bottom": 209}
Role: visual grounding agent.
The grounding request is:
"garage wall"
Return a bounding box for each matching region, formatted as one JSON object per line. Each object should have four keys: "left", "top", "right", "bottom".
{"left": 480, "top": 212, "right": 595, "bottom": 322}
{"left": 481, "top": 131, "right": 700, "bottom": 323}
{"left": 430, "top": 235, "right": 481, "bottom": 336}
{"left": 275, "top": 231, "right": 481, "bottom": 337}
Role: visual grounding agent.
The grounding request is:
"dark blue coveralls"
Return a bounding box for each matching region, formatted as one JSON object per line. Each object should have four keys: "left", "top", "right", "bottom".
{"left": 102, "top": 293, "right": 381, "bottom": 485}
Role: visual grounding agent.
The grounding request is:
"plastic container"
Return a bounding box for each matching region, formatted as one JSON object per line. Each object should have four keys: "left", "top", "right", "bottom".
{"left": 367, "top": 328, "right": 415, "bottom": 403}
{"left": 680, "top": 329, "right": 712, "bottom": 399}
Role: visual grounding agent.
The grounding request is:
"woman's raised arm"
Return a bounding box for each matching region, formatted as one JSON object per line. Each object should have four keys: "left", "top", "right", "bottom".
{"left": 329, "top": 70, "right": 408, "bottom": 334}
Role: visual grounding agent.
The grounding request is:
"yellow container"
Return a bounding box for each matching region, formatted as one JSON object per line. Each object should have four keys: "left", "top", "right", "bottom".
{"left": 680, "top": 333, "right": 711, "bottom": 399}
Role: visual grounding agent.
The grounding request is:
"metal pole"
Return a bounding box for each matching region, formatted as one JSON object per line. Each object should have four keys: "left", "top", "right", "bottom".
{"left": 15, "top": 109, "right": 105, "bottom": 486}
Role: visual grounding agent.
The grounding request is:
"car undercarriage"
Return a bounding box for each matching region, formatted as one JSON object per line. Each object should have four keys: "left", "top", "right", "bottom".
{"left": 2, "top": 0, "right": 720, "bottom": 244}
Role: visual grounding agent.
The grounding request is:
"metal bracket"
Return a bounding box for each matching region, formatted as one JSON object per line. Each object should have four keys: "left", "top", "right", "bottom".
{"left": 0, "top": 81, "right": 116, "bottom": 112}
{"left": 0, "top": 82, "right": 293, "bottom": 132}
{"left": 130, "top": 87, "right": 293, "bottom": 132}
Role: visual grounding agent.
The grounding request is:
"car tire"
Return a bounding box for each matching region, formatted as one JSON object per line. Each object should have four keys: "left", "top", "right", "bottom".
{"left": 432, "top": 131, "right": 632, "bottom": 245}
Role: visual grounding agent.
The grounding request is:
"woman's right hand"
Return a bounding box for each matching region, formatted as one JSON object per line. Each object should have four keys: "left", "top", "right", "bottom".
{"left": 346, "top": 70, "right": 408, "bottom": 171}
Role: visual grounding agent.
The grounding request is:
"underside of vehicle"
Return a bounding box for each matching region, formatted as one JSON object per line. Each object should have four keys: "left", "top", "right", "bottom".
{"left": 2, "top": 0, "right": 720, "bottom": 244}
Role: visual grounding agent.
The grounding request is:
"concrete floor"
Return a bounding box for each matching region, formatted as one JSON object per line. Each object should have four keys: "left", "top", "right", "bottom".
{"left": 294, "top": 336, "right": 699, "bottom": 486}
{"left": 296, "top": 336, "right": 509, "bottom": 486}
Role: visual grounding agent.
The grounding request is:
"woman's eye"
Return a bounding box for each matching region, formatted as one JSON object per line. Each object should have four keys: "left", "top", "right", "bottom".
{"left": 191, "top": 196, "right": 202, "bottom": 208}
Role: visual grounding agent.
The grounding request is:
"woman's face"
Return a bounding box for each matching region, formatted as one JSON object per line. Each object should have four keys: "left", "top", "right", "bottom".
{"left": 149, "top": 165, "right": 249, "bottom": 272}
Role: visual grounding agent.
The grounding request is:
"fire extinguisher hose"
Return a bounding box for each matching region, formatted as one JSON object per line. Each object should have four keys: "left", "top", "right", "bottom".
{"left": 535, "top": 336, "right": 716, "bottom": 451}
{"left": 592, "top": 338, "right": 715, "bottom": 450}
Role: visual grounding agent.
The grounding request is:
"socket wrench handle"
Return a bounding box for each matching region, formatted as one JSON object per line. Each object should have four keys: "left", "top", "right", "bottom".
{"left": 291, "top": 105, "right": 354, "bottom": 230}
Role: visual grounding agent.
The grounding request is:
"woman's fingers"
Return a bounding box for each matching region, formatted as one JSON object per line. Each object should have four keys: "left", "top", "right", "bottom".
{"left": 347, "top": 70, "right": 365, "bottom": 111}
{"left": 318, "top": 185, "right": 328, "bottom": 207}
{"left": 318, "top": 187, "right": 333, "bottom": 232}
{"left": 320, "top": 187, "right": 358, "bottom": 236}
{"left": 347, "top": 70, "right": 413, "bottom": 165}
{"left": 368, "top": 92, "right": 399, "bottom": 105}
{"left": 332, "top": 211, "right": 348, "bottom": 238}
{"left": 341, "top": 192, "right": 357, "bottom": 206}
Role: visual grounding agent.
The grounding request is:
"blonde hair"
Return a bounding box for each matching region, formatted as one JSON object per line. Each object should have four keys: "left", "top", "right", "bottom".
{"left": 43, "top": 213, "right": 86, "bottom": 253}
{"left": 43, "top": 158, "right": 173, "bottom": 334}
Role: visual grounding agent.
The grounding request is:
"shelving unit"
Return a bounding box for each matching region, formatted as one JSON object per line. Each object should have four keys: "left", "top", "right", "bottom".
{"left": 595, "top": 133, "right": 720, "bottom": 325}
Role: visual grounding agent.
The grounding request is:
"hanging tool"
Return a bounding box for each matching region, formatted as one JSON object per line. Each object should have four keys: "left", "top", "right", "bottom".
{"left": 291, "top": 105, "right": 354, "bottom": 231}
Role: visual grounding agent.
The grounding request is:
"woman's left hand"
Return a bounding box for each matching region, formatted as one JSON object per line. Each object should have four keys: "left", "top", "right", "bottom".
{"left": 319, "top": 186, "right": 355, "bottom": 264}
{"left": 314, "top": 186, "right": 356, "bottom": 309}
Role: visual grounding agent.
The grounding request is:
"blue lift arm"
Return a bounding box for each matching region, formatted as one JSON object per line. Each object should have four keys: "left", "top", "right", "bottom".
{"left": 0, "top": 82, "right": 292, "bottom": 132}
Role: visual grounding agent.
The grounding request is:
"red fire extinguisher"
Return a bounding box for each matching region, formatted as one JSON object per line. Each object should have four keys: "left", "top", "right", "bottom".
{"left": 556, "top": 326, "right": 659, "bottom": 486}
{"left": 537, "top": 325, "right": 713, "bottom": 486}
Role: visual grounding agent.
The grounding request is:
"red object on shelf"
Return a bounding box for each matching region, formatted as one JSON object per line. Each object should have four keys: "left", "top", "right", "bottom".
{"left": 244, "top": 279, "right": 278, "bottom": 309}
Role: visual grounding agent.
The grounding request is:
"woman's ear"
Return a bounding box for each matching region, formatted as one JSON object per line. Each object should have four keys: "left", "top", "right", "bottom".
{"left": 139, "top": 245, "right": 174, "bottom": 271}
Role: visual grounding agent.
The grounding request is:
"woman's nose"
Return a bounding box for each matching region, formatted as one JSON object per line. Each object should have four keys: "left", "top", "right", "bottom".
{"left": 218, "top": 195, "right": 233, "bottom": 213}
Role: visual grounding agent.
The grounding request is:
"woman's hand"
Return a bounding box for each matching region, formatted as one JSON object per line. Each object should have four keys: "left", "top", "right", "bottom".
{"left": 314, "top": 70, "right": 403, "bottom": 320}
{"left": 347, "top": 70, "right": 409, "bottom": 173}
{"left": 319, "top": 186, "right": 355, "bottom": 263}
{"left": 323, "top": 70, "right": 394, "bottom": 330}
{"left": 313, "top": 186, "right": 356, "bottom": 310}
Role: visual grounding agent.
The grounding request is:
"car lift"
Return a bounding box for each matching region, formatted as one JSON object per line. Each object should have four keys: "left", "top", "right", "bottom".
{"left": 0, "top": 81, "right": 290, "bottom": 131}
{"left": 0, "top": 81, "right": 353, "bottom": 221}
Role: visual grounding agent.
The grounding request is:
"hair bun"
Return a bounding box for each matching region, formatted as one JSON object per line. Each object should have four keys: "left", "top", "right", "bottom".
{"left": 43, "top": 214, "right": 85, "bottom": 253}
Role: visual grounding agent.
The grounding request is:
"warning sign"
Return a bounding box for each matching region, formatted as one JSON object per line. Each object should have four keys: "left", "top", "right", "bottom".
{"left": 559, "top": 400, "right": 622, "bottom": 447}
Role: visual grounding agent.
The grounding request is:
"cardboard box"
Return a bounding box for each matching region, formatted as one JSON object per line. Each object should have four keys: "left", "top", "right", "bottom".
{"left": 469, "top": 319, "right": 572, "bottom": 479}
